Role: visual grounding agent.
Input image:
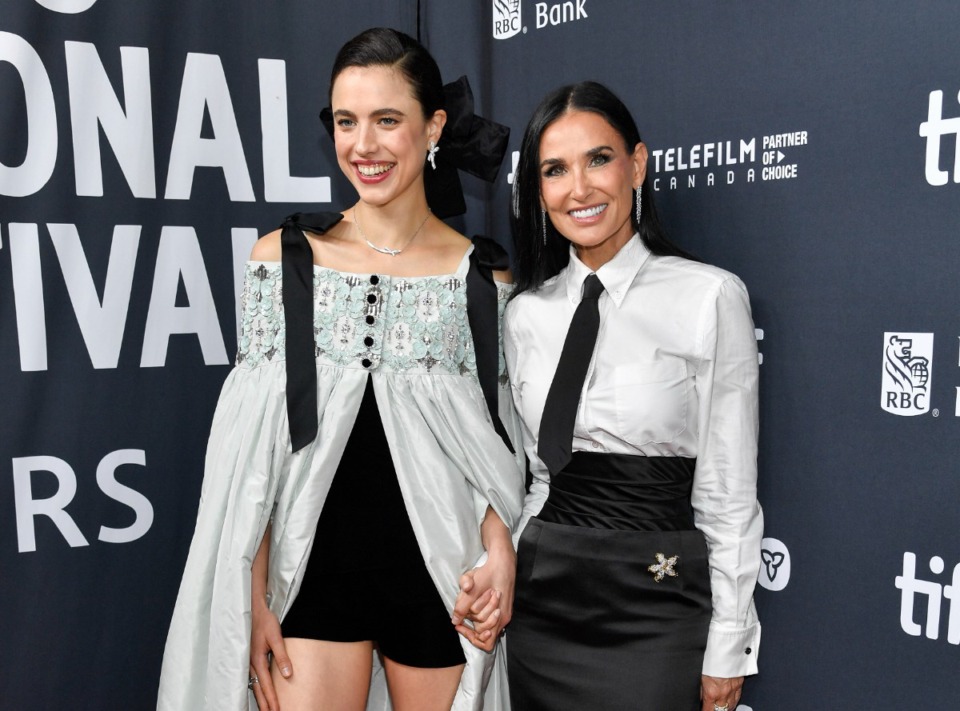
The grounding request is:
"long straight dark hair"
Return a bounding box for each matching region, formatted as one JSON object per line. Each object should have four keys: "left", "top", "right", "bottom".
{"left": 511, "top": 81, "right": 695, "bottom": 296}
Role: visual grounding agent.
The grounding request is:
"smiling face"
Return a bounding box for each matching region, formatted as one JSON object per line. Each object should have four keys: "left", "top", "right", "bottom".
{"left": 331, "top": 65, "right": 444, "bottom": 208}
{"left": 538, "top": 109, "right": 647, "bottom": 270}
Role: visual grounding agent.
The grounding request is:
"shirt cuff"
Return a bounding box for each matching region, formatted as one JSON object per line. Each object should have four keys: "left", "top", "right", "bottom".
{"left": 702, "top": 621, "right": 760, "bottom": 678}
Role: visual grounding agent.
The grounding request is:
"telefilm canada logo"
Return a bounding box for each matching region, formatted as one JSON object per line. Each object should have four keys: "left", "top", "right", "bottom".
{"left": 649, "top": 130, "right": 810, "bottom": 192}
{"left": 919, "top": 89, "right": 960, "bottom": 186}
{"left": 492, "top": 0, "right": 588, "bottom": 39}
{"left": 881, "top": 333, "right": 933, "bottom": 416}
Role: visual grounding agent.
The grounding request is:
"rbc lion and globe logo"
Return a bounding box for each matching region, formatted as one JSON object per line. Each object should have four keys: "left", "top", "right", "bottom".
{"left": 881, "top": 332, "right": 933, "bottom": 416}
{"left": 492, "top": 0, "right": 522, "bottom": 39}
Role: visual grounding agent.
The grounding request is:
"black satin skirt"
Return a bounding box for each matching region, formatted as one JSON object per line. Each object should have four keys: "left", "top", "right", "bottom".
{"left": 507, "top": 453, "right": 711, "bottom": 711}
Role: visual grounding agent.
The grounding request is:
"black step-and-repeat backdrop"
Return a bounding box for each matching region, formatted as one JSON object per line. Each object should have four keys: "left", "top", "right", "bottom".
{"left": 2, "top": 1, "right": 958, "bottom": 708}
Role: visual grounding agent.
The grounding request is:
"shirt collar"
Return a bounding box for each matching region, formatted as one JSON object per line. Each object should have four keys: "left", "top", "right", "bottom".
{"left": 563, "top": 234, "right": 650, "bottom": 308}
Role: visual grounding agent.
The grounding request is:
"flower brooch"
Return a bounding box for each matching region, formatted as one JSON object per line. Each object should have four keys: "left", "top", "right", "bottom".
{"left": 647, "top": 552, "right": 679, "bottom": 582}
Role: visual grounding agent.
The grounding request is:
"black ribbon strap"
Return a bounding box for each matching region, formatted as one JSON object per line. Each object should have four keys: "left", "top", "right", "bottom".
{"left": 279, "top": 211, "right": 343, "bottom": 452}
{"left": 466, "top": 236, "right": 514, "bottom": 453}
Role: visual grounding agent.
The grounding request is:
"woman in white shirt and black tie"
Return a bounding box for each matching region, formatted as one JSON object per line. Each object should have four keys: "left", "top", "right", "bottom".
{"left": 501, "top": 81, "right": 763, "bottom": 711}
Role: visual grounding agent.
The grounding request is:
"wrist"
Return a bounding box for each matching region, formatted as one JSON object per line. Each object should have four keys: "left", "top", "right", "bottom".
{"left": 251, "top": 591, "right": 271, "bottom": 613}
{"left": 484, "top": 537, "right": 516, "bottom": 561}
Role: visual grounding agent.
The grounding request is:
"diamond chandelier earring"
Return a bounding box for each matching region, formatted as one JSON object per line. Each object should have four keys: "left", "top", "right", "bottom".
{"left": 541, "top": 207, "right": 548, "bottom": 245}
{"left": 634, "top": 185, "right": 642, "bottom": 225}
{"left": 427, "top": 140, "right": 439, "bottom": 170}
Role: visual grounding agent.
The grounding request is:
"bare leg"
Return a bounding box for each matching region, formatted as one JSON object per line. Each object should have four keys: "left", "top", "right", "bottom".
{"left": 271, "top": 639, "right": 373, "bottom": 711}
{"left": 383, "top": 657, "right": 465, "bottom": 711}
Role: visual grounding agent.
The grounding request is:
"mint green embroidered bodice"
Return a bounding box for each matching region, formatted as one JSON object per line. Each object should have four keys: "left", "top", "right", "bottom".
{"left": 236, "top": 261, "right": 509, "bottom": 379}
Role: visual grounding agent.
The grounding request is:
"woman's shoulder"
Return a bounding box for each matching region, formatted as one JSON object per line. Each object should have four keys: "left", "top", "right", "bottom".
{"left": 249, "top": 229, "right": 282, "bottom": 262}
{"left": 249, "top": 212, "right": 350, "bottom": 263}
{"left": 504, "top": 272, "right": 563, "bottom": 322}
{"left": 652, "top": 254, "right": 748, "bottom": 293}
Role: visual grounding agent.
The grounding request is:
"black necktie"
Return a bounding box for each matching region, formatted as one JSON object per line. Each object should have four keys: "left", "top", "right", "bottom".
{"left": 538, "top": 273, "right": 605, "bottom": 475}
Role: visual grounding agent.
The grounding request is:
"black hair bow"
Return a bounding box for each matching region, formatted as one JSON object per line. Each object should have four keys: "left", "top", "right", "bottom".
{"left": 319, "top": 76, "right": 510, "bottom": 218}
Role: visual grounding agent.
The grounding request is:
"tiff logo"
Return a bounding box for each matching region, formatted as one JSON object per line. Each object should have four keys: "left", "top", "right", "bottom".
{"left": 895, "top": 552, "right": 960, "bottom": 644}
{"left": 919, "top": 89, "right": 960, "bottom": 186}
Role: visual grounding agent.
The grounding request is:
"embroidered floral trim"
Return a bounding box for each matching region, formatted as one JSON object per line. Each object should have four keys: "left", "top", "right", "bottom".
{"left": 235, "top": 263, "right": 510, "bottom": 379}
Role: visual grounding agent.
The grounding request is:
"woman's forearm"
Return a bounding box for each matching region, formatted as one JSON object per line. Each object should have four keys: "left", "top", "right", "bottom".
{"left": 251, "top": 523, "right": 271, "bottom": 611}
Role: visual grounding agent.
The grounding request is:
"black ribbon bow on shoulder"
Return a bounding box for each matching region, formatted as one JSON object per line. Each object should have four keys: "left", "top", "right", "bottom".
{"left": 280, "top": 212, "right": 343, "bottom": 452}
{"left": 319, "top": 75, "right": 510, "bottom": 218}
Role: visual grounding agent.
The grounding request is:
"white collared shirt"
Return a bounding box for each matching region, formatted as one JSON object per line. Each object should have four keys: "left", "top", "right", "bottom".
{"left": 503, "top": 234, "right": 763, "bottom": 678}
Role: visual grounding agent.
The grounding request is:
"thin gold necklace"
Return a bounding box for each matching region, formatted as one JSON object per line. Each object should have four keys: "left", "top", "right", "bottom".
{"left": 355, "top": 208, "right": 431, "bottom": 257}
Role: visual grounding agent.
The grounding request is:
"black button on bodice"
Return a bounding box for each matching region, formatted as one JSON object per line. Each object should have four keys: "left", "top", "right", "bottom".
{"left": 369, "top": 275, "right": 380, "bottom": 285}
{"left": 361, "top": 358, "right": 372, "bottom": 368}
{"left": 366, "top": 294, "right": 377, "bottom": 304}
{"left": 366, "top": 315, "right": 375, "bottom": 325}
{"left": 364, "top": 336, "right": 374, "bottom": 347}
{"left": 745, "top": 648, "right": 752, "bottom": 655}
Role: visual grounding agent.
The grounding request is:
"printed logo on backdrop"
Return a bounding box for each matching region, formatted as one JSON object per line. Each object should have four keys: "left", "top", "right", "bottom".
{"left": 493, "top": 0, "right": 523, "bottom": 39}
{"left": 757, "top": 537, "right": 790, "bottom": 592}
{"left": 492, "top": 0, "right": 588, "bottom": 39}
{"left": 650, "top": 130, "right": 810, "bottom": 192}
{"left": 919, "top": 89, "right": 960, "bottom": 186}
{"left": 895, "top": 552, "right": 960, "bottom": 645}
{"left": 881, "top": 333, "right": 933, "bottom": 416}
{"left": 33, "top": 0, "right": 98, "bottom": 12}
{"left": 1, "top": 11, "right": 333, "bottom": 374}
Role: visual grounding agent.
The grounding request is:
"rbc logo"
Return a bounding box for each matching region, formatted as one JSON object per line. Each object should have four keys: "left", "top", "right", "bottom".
{"left": 493, "top": 0, "right": 522, "bottom": 39}
{"left": 881, "top": 332, "right": 933, "bottom": 415}
{"left": 757, "top": 537, "right": 790, "bottom": 592}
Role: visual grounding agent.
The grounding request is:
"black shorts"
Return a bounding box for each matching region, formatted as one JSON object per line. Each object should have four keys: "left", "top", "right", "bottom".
{"left": 281, "top": 564, "right": 466, "bottom": 669}
{"left": 279, "top": 377, "right": 466, "bottom": 669}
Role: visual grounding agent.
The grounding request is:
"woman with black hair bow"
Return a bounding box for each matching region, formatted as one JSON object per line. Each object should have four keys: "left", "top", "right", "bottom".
{"left": 158, "top": 28, "right": 523, "bottom": 711}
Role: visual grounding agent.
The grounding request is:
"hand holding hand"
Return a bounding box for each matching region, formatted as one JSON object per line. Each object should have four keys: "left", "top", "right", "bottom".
{"left": 452, "top": 545, "right": 516, "bottom": 652}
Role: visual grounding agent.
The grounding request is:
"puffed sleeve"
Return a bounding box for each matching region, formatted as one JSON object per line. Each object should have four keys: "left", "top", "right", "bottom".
{"left": 159, "top": 266, "right": 293, "bottom": 711}
{"left": 496, "top": 281, "right": 529, "bottom": 495}
{"left": 691, "top": 275, "right": 764, "bottom": 678}
{"left": 469, "top": 280, "right": 528, "bottom": 534}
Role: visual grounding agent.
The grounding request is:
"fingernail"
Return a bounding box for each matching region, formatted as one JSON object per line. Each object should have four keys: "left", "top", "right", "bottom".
{"left": 281, "top": 665, "right": 291, "bottom": 677}
{"left": 496, "top": 590, "right": 502, "bottom": 599}
{"left": 493, "top": 609, "right": 501, "bottom": 618}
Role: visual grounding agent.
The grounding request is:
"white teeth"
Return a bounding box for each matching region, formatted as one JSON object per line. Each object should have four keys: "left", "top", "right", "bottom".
{"left": 357, "top": 163, "right": 394, "bottom": 176}
{"left": 570, "top": 204, "right": 607, "bottom": 218}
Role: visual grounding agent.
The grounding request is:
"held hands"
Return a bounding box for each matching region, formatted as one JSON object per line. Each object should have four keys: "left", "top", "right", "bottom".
{"left": 451, "top": 543, "right": 516, "bottom": 652}
{"left": 700, "top": 675, "right": 743, "bottom": 711}
{"left": 249, "top": 601, "right": 292, "bottom": 711}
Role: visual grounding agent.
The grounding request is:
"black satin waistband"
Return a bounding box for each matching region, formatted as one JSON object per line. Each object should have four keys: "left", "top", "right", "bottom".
{"left": 538, "top": 452, "right": 696, "bottom": 531}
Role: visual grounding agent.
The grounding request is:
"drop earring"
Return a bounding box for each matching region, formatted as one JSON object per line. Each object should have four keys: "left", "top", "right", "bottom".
{"left": 541, "top": 207, "right": 548, "bottom": 245}
{"left": 634, "top": 186, "right": 642, "bottom": 225}
{"left": 427, "top": 140, "right": 439, "bottom": 170}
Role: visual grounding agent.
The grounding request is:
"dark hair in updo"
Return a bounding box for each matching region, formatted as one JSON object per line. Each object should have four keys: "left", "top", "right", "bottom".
{"left": 511, "top": 81, "right": 695, "bottom": 295}
{"left": 330, "top": 27, "right": 444, "bottom": 119}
